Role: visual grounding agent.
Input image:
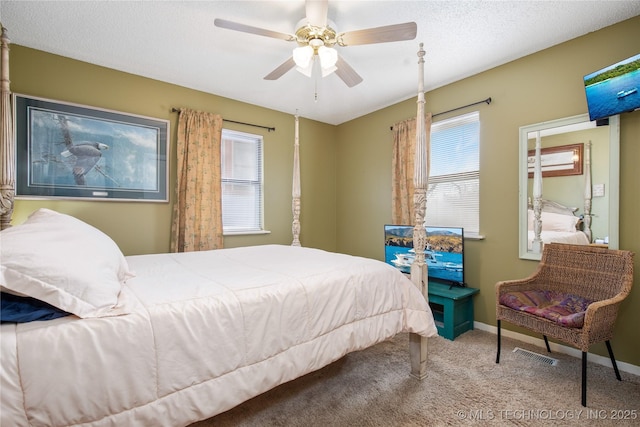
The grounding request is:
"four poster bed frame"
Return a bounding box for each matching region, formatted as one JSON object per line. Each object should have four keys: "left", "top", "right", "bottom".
{"left": 0, "top": 27, "right": 435, "bottom": 426}
{"left": 289, "top": 45, "right": 432, "bottom": 377}
{"left": 0, "top": 27, "right": 13, "bottom": 230}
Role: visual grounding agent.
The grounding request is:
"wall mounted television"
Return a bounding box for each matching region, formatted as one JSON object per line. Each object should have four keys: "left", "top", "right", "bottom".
{"left": 583, "top": 53, "right": 640, "bottom": 122}
{"left": 384, "top": 225, "right": 465, "bottom": 287}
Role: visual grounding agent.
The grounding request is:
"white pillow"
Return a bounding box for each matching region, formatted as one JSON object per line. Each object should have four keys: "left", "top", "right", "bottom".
{"left": 528, "top": 209, "right": 579, "bottom": 232}
{"left": 0, "top": 208, "right": 134, "bottom": 318}
{"left": 543, "top": 211, "right": 580, "bottom": 232}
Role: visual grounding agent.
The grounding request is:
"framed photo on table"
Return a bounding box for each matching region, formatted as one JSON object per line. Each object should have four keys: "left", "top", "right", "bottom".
{"left": 14, "top": 94, "right": 169, "bottom": 202}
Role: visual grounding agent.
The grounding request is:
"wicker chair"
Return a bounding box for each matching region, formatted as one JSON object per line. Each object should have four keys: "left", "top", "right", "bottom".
{"left": 495, "top": 243, "right": 634, "bottom": 407}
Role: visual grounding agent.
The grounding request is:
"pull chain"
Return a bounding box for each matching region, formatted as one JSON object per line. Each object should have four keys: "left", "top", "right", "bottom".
{"left": 314, "top": 57, "right": 319, "bottom": 102}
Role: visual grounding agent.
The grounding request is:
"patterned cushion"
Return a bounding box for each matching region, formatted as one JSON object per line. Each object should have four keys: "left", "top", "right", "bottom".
{"left": 499, "top": 290, "right": 592, "bottom": 328}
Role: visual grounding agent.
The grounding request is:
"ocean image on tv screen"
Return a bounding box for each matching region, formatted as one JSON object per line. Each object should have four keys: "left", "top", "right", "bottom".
{"left": 384, "top": 225, "right": 464, "bottom": 285}
{"left": 584, "top": 53, "right": 640, "bottom": 121}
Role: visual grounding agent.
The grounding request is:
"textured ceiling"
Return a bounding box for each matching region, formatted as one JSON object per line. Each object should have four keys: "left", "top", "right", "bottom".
{"left": 1, "top": 1, "right": 639, "bottom": 125}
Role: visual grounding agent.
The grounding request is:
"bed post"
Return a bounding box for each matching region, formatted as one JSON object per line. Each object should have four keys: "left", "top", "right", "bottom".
{"left": 409, "top": 43, "right": 429, "bottom": 380}
{"left": 0, "top": 25, "right": 14, "bottom": 231}
{"left": 292, "top": 113, "right": 301, "bottom": 246}
{"left": 583, "top": 141, "right": 592, "bottom": 243}
{"left": 531, "top": 131, "right": 543, "bottom": 253}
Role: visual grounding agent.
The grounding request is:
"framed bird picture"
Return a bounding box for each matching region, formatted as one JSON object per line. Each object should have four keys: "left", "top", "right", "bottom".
{"left": 14, "top": 94, "right": 169, "bottom": 202}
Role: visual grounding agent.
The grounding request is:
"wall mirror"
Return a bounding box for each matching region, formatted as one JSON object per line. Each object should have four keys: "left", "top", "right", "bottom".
{"left": 519, "top": 113, "right": 619, "bottom": 260}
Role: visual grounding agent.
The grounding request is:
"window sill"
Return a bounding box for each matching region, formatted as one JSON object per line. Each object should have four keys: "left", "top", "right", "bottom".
{"left": 464, "top": 233, "right": 485, "bottom": 241}
{"left": 223, "top": 230, "right": 272, "bottom": 236}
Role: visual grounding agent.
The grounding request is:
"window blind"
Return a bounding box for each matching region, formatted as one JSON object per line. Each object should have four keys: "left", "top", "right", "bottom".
{"left": 221, "top": 129, "right": 264, "bottom": 233}
{"left": 427, "top": 111, "right": 480, "bottom": 236}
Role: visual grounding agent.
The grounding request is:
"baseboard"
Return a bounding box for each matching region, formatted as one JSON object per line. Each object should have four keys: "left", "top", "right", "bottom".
{"left": 473, "top": 321, "right": 640, "bottom": 377}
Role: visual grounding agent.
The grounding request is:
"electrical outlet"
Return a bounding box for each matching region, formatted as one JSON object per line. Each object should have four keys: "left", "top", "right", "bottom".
{"left": 593, "top": 184, "right": 605, "bottom": 197}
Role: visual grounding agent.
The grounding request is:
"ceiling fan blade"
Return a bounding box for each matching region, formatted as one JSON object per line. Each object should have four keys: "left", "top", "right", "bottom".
{"left": 264, "top": 57, "right": 296, "bottom": 80}
{"left": 338, "top": 22, "right": 417, "bottom": 46}
{"left": 214, "top": 18, "right": 294, "bottom": 41}
{"left": 335, "top": 56, "right": 363, "bottom": 88}
{"left": 305, "top": 0, "right": 328, "bottom": 27}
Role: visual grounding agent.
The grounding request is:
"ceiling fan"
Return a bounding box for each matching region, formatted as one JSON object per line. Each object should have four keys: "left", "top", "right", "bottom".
{"left": 214, "top": 0, "right": 417, "bottom": 87}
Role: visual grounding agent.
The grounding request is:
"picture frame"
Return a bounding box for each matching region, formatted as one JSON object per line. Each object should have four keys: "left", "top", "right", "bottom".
{"left": 14, "top": 94, "right": 169, "bottom": 202}
{"left": 528, "top": 143, "right": 583, "bottom": 178}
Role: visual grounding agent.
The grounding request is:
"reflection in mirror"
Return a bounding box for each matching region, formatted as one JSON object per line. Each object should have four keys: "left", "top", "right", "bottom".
{"left": 519, "top": 114, "right": 619, "bottom": 260}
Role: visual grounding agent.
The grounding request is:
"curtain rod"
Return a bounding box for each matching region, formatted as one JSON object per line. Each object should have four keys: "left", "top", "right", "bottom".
{"left": 389, "top": 97, "right": 492, "bottom": 130}
{"left": 171, "top": 108, "right": 276, "bottom": 132}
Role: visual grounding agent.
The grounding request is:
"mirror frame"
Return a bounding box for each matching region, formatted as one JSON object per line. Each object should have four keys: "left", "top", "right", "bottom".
{"left": 519, "top": 113, "right": 620, "bottom": 260}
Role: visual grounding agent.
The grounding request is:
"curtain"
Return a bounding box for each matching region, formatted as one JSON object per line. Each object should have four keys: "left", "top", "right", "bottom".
{"left": 170, "top": 109, "right": 224, "bottom": 252}
{"left": 391, "top": 113, "right": 432, "bottom": 225}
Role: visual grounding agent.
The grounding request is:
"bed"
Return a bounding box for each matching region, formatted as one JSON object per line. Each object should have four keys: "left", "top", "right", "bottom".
{"left": 1, "top": 209, "right": 436, "bottom": 426}
{"left": 0, "top": 28, "right": 436, "bottom": 426}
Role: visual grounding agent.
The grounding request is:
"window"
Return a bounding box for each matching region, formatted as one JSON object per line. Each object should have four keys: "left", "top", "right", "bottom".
{"left": 426, "top": 111, "right": 480, "bottom": 236}
{"left": 221, "top": 129, "right": 264, "bottom": 233}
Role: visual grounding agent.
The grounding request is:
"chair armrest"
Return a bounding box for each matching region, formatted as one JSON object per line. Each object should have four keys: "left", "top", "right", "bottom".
{"left": 582, "top": 292, "right": 629, "bottom": 336}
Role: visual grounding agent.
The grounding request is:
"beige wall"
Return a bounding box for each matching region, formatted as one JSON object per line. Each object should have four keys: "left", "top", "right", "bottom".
{"left": 8, "top": 16, "right": 640, "bottom": 366}
{"left": 336, "top": 16, "right": 640, "bottom": 365}
{"left": 10, "top": 45, "right": 338, "bottom": 255}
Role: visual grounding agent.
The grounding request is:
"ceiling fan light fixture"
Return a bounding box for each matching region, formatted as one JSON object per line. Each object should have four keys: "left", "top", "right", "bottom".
{"left": 293, "top": 45, "right": 314, "bottom": 68}
{"left": 318, "top": 45, "right": 338, "bottom": 69}
{"left": 296, "top": 61, "right": 314, "bottom": 77}
{"left": 216, "top": 7, "right": 415, "bottom": 88}
{"left": 293, "top": 43, "right": 337, "bottom": 78}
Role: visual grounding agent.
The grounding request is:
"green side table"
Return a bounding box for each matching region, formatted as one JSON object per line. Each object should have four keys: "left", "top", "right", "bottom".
{"left": 427, "top": 281, "right": 479, "bottom": 340}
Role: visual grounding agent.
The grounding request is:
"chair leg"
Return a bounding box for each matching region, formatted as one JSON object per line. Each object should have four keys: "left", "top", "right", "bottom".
{"left": 582, "top": 351, "right": 587, "bottom": 407}
{"left": 605, "top": 341, "right": 622, "bottom": 381}
{"left": 496, "top": 320, "right": 501, "bottom": 364}
{"left": 543, "top": 335, "right": 551, "bottom": 352}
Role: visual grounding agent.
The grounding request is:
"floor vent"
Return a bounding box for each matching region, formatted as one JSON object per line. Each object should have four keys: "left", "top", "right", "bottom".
{"left": 512, "top": 347, "right": 558, "bottom": 366}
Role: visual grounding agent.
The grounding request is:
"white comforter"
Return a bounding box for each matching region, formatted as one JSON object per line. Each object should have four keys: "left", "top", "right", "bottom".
{"left": 1, "top": 245, "right": 437, "bottom": 427}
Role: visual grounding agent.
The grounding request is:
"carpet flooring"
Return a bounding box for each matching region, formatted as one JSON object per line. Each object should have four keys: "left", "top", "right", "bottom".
{"left": 191, "top": 330, "right": 640, "bottom": 426}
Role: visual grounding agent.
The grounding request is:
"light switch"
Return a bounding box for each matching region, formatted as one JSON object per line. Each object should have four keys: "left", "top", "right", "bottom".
{"left": 593, "top": 184, "right": 605, "bottom": 197}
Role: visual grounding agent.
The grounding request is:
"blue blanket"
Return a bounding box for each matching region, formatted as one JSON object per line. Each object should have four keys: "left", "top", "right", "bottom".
{"left": 1, "top": 292, "right": 71, "bottom": 323}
